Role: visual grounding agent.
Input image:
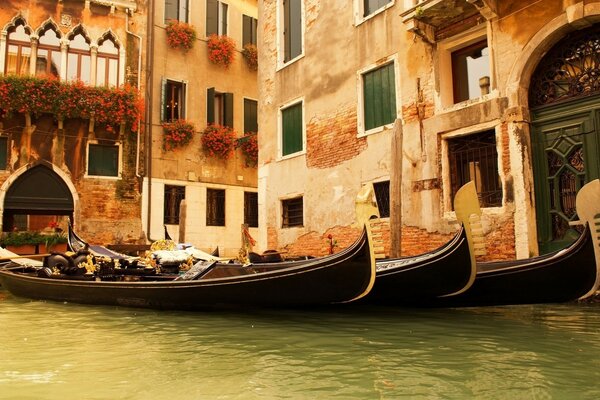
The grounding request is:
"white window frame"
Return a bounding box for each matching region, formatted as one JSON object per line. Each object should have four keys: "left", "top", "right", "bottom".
{"left": 276, "top": 0, "right": 305, "bottom": 70}
{"left": 353, "top": 0, "right": 395, "bottom": 26}
{"left": 164, "top": 0, "right": 190, "bottom": 23}
{"left": 85, "top": 140, "right": 122, "bottom": 180}
{"left": 278, "top": 97, "right": 306, "bottom": 160}
{"left": 437, "top": 26, "right": 495, "bottom": 110}
{"left": 357, "top": 54, "right": 400, "bottom": 137}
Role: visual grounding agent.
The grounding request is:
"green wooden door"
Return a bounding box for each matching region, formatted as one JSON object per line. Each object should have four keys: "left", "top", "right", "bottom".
{"left": 531, "top": 95, "right": 600, "bottom": 254}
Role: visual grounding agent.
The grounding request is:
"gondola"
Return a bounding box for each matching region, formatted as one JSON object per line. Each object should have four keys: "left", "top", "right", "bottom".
{"left": 429, "top": 179, "right": 600, "bottom": 307}
{"left": 355, "top": 181, "right": 479, "bottom": 304}
{"left": 0, "top": 226, "right": 376, "bottom": 310}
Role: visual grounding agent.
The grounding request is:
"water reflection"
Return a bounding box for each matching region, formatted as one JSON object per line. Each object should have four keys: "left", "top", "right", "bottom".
{"left": 1, "top": 292, "right": 600, "bottom": 399}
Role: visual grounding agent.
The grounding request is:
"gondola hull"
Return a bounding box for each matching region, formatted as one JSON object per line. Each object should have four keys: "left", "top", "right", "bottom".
{"left": 0, "top": 229, "right": 375, "bottom": 310}
{"left": 431, "top": 225, "right": 597, "bottom": 307}
{"left": 363, "top": 226, "right": 473, "bottom": 304}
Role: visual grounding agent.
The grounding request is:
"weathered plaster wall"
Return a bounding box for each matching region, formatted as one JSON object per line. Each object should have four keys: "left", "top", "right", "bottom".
{"left": 0, "top": 0, "right": 146, "bottom": 244}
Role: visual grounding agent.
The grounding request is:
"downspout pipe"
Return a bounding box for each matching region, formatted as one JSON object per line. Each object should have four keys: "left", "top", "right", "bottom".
{"left": 125, "top": 8, "right": 143, "bottom": 178}
{"left": 144, "top": 0, "right": 156, "bottom": 241}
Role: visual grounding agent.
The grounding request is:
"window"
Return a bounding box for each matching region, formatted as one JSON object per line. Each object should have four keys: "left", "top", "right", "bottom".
{"left": 67, "top": 29, "right": 91, "bottom": 84}
{"left": 0, "top": 137, "right": 8, "bottom": 170}
{"left": 164, "top": 185, "right": 185, "bottom": 224}
{"left": 363, "top": 0, "right": 391, "bottom": 17}
{"left": 206, "top": 188, "right": 226, "bottom": 226}
{"left": 281, "top": 101, "right": 303, "bottom": 156}
{"left": 88, "top": 143, "right": 119, "bottom": 177}
{"left": 282, "top": 197, "right": 303, "bottom": 228}
{"left": 244, "top": 99, "right": 258, "bottom": 133}
{"left": 283, "top": 0, "right": 302, "bottom": 62}
{"left": 243, "top": 15, "right": 258, "bottom": 46}
{"left": 5, "top": 20, "right": 31, "bottom": 76}
{"left": 447, "top": 130, "right": 501, "bottom": 208}
{"left": 373, "top": 181, "right": 390, "bottom": 218}
{"left": 451, "top": 40, "right": 490, "bottom": 104}
{"left": 162, "top": 79, "right": 186, "bottom": 122}
{"left": 206, "top": 0, "right": 228, "bottom": 36}
{"left": 207, "top": 88, "right": 233, "bottom": 127}
{"left": 244, "top": 192, "right": 258, "bottom": 228}
{"left": 96, "top": 35, "right": 119, "bottom": 87}
{"left": 362, "top": 62, "right": 396, "bottom": 132}
{"left": 165, "top": 0, "right": 188, "bottom": 23}
{"left": 36, "top": 25, "right": 61, "bottom": 78}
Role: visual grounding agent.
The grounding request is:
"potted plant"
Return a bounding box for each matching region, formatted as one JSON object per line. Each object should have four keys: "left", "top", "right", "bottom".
{"left": 207, "top": 34, "right": 236, "bottom": 68}
{"left": 236, "top": 131, "right": 258, "bottom": 166}
{"left": 0, "top": 231, "right": 67, "bottom": 255}
{"left": 242, "top": 43, "right": 258, "bottom": 71}
{"left": 201, "top": 124, "right": 237, "bottom": 159}
{"left": 165, "top": 20, "right": 197, "bottom": 52}
{"left": 162, "top": 119, "right": 196, "bottom": 151}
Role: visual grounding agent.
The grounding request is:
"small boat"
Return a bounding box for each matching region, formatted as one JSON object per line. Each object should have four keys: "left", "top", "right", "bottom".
{"left": 430, "top": 179, "right": 600, "bottom": 307}
{"left": 0, "top": 226, "right": 376, "bottom": 310}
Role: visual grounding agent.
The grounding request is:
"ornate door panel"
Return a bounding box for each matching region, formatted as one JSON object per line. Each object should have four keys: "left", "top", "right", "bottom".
{"left": 531, "top": 98, "right": 600, "bottom": 254}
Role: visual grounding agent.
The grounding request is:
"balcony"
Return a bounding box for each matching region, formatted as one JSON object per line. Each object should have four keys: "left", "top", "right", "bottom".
{"left": 402, "top": 0, "right": 498, "bottom": 44}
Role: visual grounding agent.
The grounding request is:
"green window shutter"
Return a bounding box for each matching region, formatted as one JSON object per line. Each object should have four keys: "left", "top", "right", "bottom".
{"left": 207, "top": 87, "right": 215, "bottom": 124}
{"left": 251, "top": 18, "right": 257, "bottom": 45}
{"left": 363, "top": 63, "right": 396, "bottom": 131}
{"left": 88, "top": 144, "right": 118, "bottom": 177}
{"left": 243, "top": 15, "right": 251, "bottom": 46}
{"left": 221, "top": 3, "right": 228, "bottom": 35}
{"left": 224, "top": 92, "right": 234, "bottom": 128}
{"left": 206, "top": 0, "right": 217, "bottom": 36}
{"left": 181, "top": 81, "right": 187, "bottom": 119}
{"left": 0, "top": 137, "right": 7, "bottom": 170}
{"left": 160, "top": 78, "right": 167, "bottom": 122}
{"left": 244, "top": 99, "right": 258, "bottom": 133}
{"left": 282, "top": 102, "right": 302, "bottom": 156}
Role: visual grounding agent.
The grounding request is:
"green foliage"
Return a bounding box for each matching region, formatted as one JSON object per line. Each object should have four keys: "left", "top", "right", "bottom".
{"left": 0, "top": 231, "right": 67, "bottom": 247}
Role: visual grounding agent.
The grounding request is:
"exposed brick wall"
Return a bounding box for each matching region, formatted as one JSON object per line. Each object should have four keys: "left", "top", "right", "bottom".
{"left": 306, "top": 106, "right": 368, "bottom": 169}
{"left": 283, "top": 225, "right": 361, "bottom": 257}
{"left": 279, "top": 219, "right": 517, "bottom": 262}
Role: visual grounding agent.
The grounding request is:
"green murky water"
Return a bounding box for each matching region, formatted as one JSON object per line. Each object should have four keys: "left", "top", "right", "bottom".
{"left": 1, "top": 289, "right": 600, "bottom": 399}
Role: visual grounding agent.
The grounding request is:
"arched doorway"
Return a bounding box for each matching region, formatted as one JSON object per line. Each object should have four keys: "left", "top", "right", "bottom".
{"left": 2, "top": 164, "right": 74, "bottom": 231}
{"left": 529, "top": 24, "right": 600, "bottom": 253}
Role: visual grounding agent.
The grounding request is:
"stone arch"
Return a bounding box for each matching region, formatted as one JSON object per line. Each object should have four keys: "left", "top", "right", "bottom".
{"left": 506, "top": 3, "right": 600, "bottom": 108}
{"left": 2, "top": 14, "right": 33, "bottom": 34}
{"left": 66, "top": 24, "right": 92, "bottom": 44}
{"left": 0, "top": 161, "right": 79, "bottom": 231}
{"left": 35, "top": 18, "right": 62, "bottom": 39}
{"left": 97, "top": 29, "right": 122, "bottom": 49}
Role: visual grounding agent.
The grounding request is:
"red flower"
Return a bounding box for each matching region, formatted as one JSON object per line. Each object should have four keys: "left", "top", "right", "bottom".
{"left": 201, "top": 124, "right": 237, "bottom": 159}
{"left": 207, "top": 35, "right": 236, "bottom": 68}
{"left": 162, "top": 119, "right": 195, "bottom": 151}
{"left": 166, "top": 20, "right": 197, "bottom": 52}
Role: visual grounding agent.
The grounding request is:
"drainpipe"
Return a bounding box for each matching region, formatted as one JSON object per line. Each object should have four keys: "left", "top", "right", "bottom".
{"left": 125, "top": 8, "right": 143, "bottom": 178}
{"left": 144, "top": 0, "right": 156, "bottom": 241}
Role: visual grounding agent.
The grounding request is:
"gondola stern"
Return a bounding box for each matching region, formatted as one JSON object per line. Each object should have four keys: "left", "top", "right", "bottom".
{"left": 338, "top": 224, "right": 377, "bottom": 303}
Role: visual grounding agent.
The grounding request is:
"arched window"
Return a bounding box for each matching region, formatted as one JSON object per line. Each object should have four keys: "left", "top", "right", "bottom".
{"left": 36, "top": 25, "right": 62, "bottom": 78}
{"left": 5, "top": 20, "right": 31, "bottom": 76}
{"left": 96, "top": 35, "right": 119, "bottom": 87}
{"left": 66, "top": 29, "right": 91, "bottom": 84}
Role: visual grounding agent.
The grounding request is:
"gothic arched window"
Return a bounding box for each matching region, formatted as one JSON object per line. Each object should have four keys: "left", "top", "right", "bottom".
{"left": 96, "top": 35, "right": 119, "bottom": 87}
{"left": 5, "top": 19, "right": 31, "bottom": 76}
{"left": 66, "top": 28, "right": 91, "bottom": 84}
{"left": 36, "top": 25, "right": 62, "bottom": 78}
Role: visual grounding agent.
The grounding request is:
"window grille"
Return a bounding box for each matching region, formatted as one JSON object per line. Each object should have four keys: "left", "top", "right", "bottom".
{"left": 282, "top": 197, "right": 303, "bottom": 228}
{"left": 164, "top": 185, "right": 185, "bottom": 224}
{"left": 448, "top": 130, "right": 502, "bottom": 208}
{"left": 373, "top": 181, "right": 390, "bottom": 218}
{"left": 244, "top": 192, "right": 258, "bottom": 228}
{"left": 207, "top": 189, "right": 226, "bottom": 226}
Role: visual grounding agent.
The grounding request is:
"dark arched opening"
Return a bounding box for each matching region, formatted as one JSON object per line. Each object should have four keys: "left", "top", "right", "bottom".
{"left": 3, "top": 164, "right": 74, "bottom": 232}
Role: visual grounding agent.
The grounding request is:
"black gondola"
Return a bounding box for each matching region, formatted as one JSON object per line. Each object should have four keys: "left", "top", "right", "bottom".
{"left": 0, "top": 227, "right": 376, "bottom": 310}
{"left": 430, "top": 179, "right": 600, "bottom": 307}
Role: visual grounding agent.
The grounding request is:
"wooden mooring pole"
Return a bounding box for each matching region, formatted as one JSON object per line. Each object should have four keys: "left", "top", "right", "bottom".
{"left": 390, "top": 119, "right": 403, "bottom": 258}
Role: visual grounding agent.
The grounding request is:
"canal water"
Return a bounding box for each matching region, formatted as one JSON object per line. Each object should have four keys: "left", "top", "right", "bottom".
{"left": 1, "top": 290, "right": 600, "bottom": 400}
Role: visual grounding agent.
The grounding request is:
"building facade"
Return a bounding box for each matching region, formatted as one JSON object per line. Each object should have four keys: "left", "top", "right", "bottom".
{"left": 258, "top": 0, "right": 600, "bottom": 260}
{"left": 144, "top": 0, "right": 259, "bottom": 255}
{"left": 0, "top": 0, "right": 145, "bottom": 244}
